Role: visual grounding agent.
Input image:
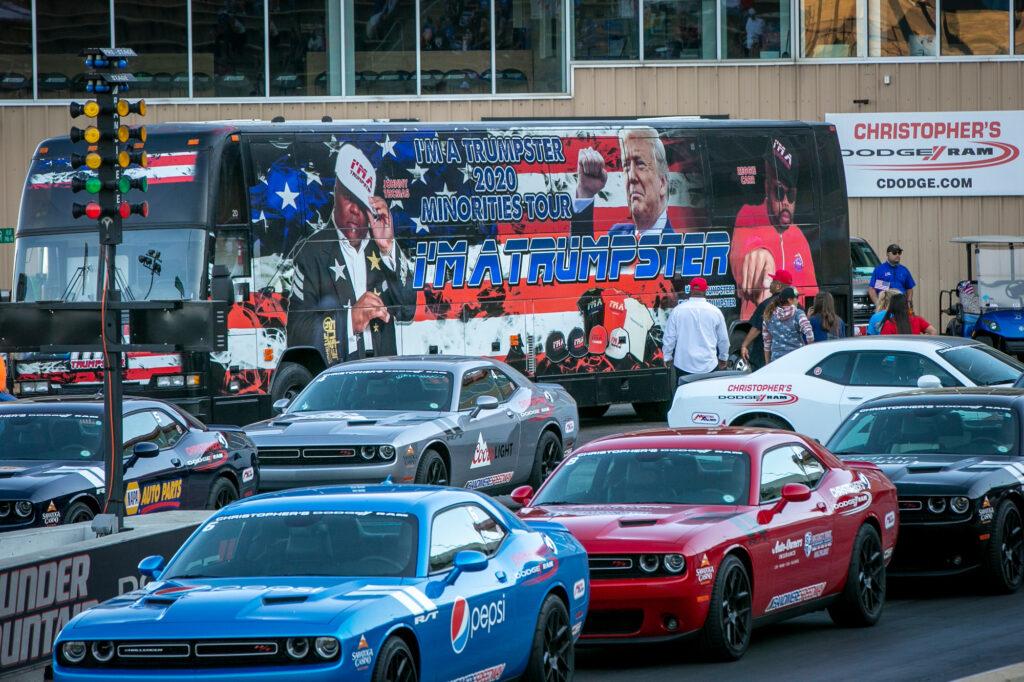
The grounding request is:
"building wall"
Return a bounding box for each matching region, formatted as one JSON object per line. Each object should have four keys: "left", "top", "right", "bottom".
{"left": 2, "top": 60, "right": 1022, "bottom": 322}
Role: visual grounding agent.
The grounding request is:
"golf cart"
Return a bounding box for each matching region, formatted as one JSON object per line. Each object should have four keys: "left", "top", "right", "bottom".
{"left": 940, "top": 236, "right": 1024, "bottom": 360}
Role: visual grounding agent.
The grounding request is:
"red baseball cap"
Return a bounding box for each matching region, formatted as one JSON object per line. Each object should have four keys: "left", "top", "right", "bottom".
{"left": 771, "top": 269, "right": 794, "bottom": 285}
{"left": 689, "top": 277, "right": 709, "bottom": 293}
{"left": 588, "top": 325, "right": 608, "bottom": 354}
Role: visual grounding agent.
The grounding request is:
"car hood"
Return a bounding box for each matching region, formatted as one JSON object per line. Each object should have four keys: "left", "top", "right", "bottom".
{"left": 840, "top": 454, "right": 1021, "bottom": 494}
{"left": 245, "top": 410, "right": 452, "bottom": 442}
{"left": 519, "top": 504, "right": 743, "bottom": 551}
{"left": 67, "top": 577, "right": 418, "bottom": 637}
{"left": 0, "top": 459, "right": 101, "bottom": 497}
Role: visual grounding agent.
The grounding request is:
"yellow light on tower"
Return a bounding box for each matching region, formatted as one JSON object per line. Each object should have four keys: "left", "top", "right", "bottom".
{"left": 85, "top": 152, "right": 102, "bottom": 170}
{"left": 116, "top": 125, "right": 129, "bottom": 143}
{"left": 117, "top": 150, "right": 130, "bottom": 168}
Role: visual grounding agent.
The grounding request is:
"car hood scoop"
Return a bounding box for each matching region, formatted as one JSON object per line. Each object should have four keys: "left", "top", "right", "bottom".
{"left": 248, "top": 411, "right": 445, "bottom": 438}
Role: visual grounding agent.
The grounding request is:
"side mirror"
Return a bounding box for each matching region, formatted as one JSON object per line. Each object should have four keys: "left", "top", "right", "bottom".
{"left": 134, "top": 442, "right": 160, "bottom": 459}
{"left": 425, "top": 550, "right": 489, "bottom": 599}
{"left": 470, "top": 395, "right": 500, "bottom": 418}
{"left": 757, "top": 483, "right": 812, "bottom": 523}
{"left": 137, "top": 555, "right": 165, "bottom": 579}
{"left": 210, "top": 264, "right": 233, "bottom": 304}
{"left": 917, "top": 374, "right": 942, "bottom": 389}
{"left": 272, "top": 398, "right": 290, "bottom": 414}
{"left": 511, "top": 485, "right": 534, "bottom": 507}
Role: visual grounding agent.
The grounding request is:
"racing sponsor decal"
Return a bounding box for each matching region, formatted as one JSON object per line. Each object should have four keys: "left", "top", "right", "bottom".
{"left": 350, "top": 584, "right": 437, "bottom": 619}
{"left": 242, "top": 467, "right": 255, "bottom": 483}
{"left": 829, "top": 473, "right": 870, "bottom": 499}
{"left": 885, "top": 511, "right": 896, "bottom": 530}
{"left": 573, "top": 579, "right": 586, "bottom": 600}
{"left": 543, "top": 535, "right": 559, "bottom": 555}
{"left": 771, "top": 537, "right": 803, "bottom": 558}
{"left": 125, "top": 481, "right": 141, "bottom": 516}
{"left": 351, "top": 634, "right": 374, "bottom": 671}
{"left": 835, "top": 491, "right": 873, "bottom": 516}
{"left": 449, "top": 596, "right": 506, "bottom": 654}
{"left": 691, "top": 412, "right": 721, "bottom": 425}
{"left": 696, "top": 554, "right": 714, "bottom": 584}
{"left": 765, "top": 582, "right": 827, "bottom": 612}
{"left": 42, "top": 501, "right": 60, "bottom": 526}
{"left": 515, "top": 559, "right": 558, "bottom": 585}
{"left": 979, "top": 497, "right": 994, "bottom": 523}
{"left": 804, "top": 530, "right": 833, "bottom": 559}
{"left": 564, "top": 419, "right": 575, "bottom": 434}
{"left": 451, "top": 664, "right": 507, "bottom": 682}
{"left": 465, "top": 471, "right": 514, "bottom": 490}
{"left": 125, "top": 479, "right": 183, "bottom": 515}
{"left": 719, "top": 383, "right": 798, "bottom": 406}
{"left": 470, "top": 434, "right": 515, "bottom": 470}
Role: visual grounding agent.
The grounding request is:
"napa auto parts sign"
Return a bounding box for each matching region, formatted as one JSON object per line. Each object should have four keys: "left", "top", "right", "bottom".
{"left": 825, "top": 111, "right": 1024, "bottom": 197}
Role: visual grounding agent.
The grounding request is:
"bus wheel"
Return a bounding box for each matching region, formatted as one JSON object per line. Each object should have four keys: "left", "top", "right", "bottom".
{"left": 271, "top": 362, "right": 313, "bottom": 404}
{"left": 632, "top": 401, "right": 669, "bottom": 421}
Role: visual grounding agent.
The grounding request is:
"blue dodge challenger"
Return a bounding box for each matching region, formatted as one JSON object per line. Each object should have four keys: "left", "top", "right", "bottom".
{"left": 52, "top": 485, "right": 589, "bottom": 681}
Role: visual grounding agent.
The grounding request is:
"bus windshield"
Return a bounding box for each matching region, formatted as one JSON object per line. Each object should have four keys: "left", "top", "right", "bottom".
{"left": 14, "top": 228, "right": 207, "bottom": 302}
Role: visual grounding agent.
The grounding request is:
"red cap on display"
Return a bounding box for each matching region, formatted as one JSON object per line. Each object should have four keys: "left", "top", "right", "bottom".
{"left": 588, "top": 325, "right": 608, "bottom": 354}
{"left": 689, "top": 277, "right": 709, "bottom": 292}
{"left": 771, "top": 269, "right": 794, "bottom": 285}
{"left": 603, "top": 292, "right": 627, "bottom": 330}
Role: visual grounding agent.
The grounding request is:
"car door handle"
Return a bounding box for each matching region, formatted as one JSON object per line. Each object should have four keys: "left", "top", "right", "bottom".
{"left": 505, "top": 410, "right": 514, "bottom": 418}
{"left": 495, "top": 571, "right": 508, "bottom": 583}
{"left": 815, "top": 502, "right": 827, "bottom": 512}
{"left": 171, "top": 458, "right": 182, "bottom": 467}
{"left": 846, "top": 396, "right": 863, "bottom": 401}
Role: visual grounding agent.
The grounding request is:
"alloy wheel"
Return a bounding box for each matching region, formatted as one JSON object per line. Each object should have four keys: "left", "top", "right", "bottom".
{"left": 385, "top": 646, "right": 417, "bottom": 682}
{"left": 541, "top": 440, "right": 562, "bottom": 480}
{"left": 857, "top": 534, "right": 885, "bottom": 615}
{"left": 427, "top": 459, "right": 448, "bottom": 486}
{"left": 541, "top": 605, "right": 572, "bottom": 682}
{"left": 215, "top": 485, "right": 238, "bottom": 509}
{"left": 720, "top": 565, "right": 751, "bottom": 653}
{"left": 1001, "top": 507, "right": 1024, "bottom": 587}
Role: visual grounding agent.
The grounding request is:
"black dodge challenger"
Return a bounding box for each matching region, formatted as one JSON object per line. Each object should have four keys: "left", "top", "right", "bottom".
{"left": 0, "top": 397, "right": 258, "bottom": 532}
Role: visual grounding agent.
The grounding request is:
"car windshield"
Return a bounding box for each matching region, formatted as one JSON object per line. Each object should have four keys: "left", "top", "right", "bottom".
{"left": 14, "top": 229, "right": 206, "bottom": 302}
{"left": 937, "top": 345, "right": 1024, "bottom": 386}
{"left": 0, "top": 412, "right": 103, "bottom": 460}
{"left": 828, "top": 405, "right": 1019, "bottom": 457}
{"left": 533, "top": 449, "right": 750, "bottom": 506}
{"left": 850, "top": 240, "right": 880, "bottom": 274}
{"left": 162, "top": 511, "right": 419, "bottom": 578}
{"left": 289, "top": 370, "right": 454, "bottom": 413}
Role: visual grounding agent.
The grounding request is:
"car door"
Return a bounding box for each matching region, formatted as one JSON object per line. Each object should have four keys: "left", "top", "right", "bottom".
{"left": 840, "top": 351, "right": 961, "bottom": 420}
{"left": 122, "top": 410, "right": 189, "bottom": 517}
{"left": 451, "top": 367, "right": 522, "bottom": 490}
{"left": 757, "top": 444, "right": 836, "bottom": 614}
{"left": 425, "top": 504, "right": 512, "bottom": 679}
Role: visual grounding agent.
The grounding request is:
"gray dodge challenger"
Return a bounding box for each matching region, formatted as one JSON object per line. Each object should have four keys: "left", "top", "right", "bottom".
{"left": 245, "top": 356, "right": 579, "bottom": 493}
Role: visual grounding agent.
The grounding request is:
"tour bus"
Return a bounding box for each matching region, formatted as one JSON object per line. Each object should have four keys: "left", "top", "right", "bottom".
{"left": 12, "top": 117, "right": 851, "bottom": 425}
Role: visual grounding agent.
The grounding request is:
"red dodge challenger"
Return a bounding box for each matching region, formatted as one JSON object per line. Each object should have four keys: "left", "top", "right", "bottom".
{"left": 513, "top": 427, "right": 898, "bottom": 660}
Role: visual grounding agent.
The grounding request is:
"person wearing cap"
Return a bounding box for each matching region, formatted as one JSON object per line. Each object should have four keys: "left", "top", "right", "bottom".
{"left": 288, "top": 144, "right": 416, "bottom": 364}
{"left": 663, "top": 277, "right": 729, "bottom": 382}
{"left": 739, "top": 268, "right": 792, "bottom": 370}
{"left": 762, "top": 286, "right": 815, "bottom": 363}
{"left": 730, "top": 137, "right": 818, "bottom": 320}
{"left": 868, "top": 243, "right": 916, "bottom": 306}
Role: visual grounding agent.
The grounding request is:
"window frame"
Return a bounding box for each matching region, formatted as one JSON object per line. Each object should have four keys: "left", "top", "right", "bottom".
{"left": 758, "top": 443, "right": 827, "bottom": 503}
{"left": 121, "top": 409, "right": 165, "bottom": 456}
{"left": 458, "top": 366, "right": 511, "bottom": 411}
{"left": 427, "top": 502, "right": 509, "bottom": 575}
{"left": 807, "top": 351, "right": 854, "bottom": 384}
{"left": 847, "top": 350, "right": 962, "bottom": 388}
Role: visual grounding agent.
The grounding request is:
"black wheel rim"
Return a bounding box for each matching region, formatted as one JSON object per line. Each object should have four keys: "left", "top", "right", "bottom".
{"left": 284, "top": 384, "right": 302, "bottom": 401}
{"left": 857, "top": 534, "right": 886, "bottom": 615}
{"left": 721, "top": 565, "right": 751, "bottom": 653}
{"left": 426, "top": 458, "right": 448, "bottom": 486}
{"left": 214, "top": 485, "right": 237, "bottom": 509}
{"left": 68, "top": 507, "right": 93, "bottom": 524}
{"left": 542, "top": 606, "right": 572, "bottom": 682}
{"left": 384, "top": 646, "right": 417, "bottom": 682}
{"left": 1001, "top": 507, "right": 1024, "bottom": 586}
{"left": 541, "top": 439, "right": 562, "bottom": 480}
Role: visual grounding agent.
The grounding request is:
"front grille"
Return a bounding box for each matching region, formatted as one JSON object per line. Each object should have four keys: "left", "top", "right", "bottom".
{"left": 588, "top": 554, "right": 682, "bottom": 579}
{"left": 258, "top": 446, "right": 377, "bottom": 466}
{"left": 69, "top": 639, "right": 332, "bottom": 668}
{"left": 899, "top": 499, "right": 923, "bottom": 511}
{"left": 582, "top": 609, "right": 645, "bottom": 636}
{"left": 258, "top": 448, "right": 300, "bottom": 460}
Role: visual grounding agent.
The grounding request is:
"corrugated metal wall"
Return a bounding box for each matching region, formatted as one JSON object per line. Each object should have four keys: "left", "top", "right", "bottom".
{"left": 1, "top": 60, "right": 1022, "bottom": 322}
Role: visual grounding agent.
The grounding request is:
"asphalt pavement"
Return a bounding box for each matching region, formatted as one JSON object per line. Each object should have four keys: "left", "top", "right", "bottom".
{"left": 573, "top": 405, "right": 1024, "bottom": 682}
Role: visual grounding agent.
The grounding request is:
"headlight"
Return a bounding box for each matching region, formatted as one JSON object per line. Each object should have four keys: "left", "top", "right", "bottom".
{"left": 638, "top": 554, "right": 660, "bottom": 573}
{"left": 0, "top": 502, "right": 10, "bottom": 518}
{"left": 950, "top": 496, "right": 971, "bottom": 514}
{"left": 927, "top": 497, "right": 947, "bottom": 514}
{"left": 379, "top": 445, "right": 396, "bottom": 460}
{"left": 663, "top": 554, "right": 686, "bottom": 573}
{"left": 985, "top": 319, "right": 1000, "bottom": 332}
{"left": 314, "top": 636, "right": 339, "bottom": 659}
{"left": 14, "top": 501, "right": 33, "bottom": 518}
{"left": 62, "top": 641, "right": 87, "bottom": 664}
{"left": 91, "top": 641, "right": 115, "bottom": 662}
{"left": 156, "top": 375, "right": 186, "bottom": 388}
{"left": 285, "top": 637, "right": 309, "bottom": 659}
{"left": 360, "top": 446, "right": 376, "bottom": 461}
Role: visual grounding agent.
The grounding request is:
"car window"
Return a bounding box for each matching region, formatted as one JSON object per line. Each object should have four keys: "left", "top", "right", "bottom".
{"left": 429, "top": 504, "right": 506, "bottom": 572}
{"left": 759, "top": 445, "right": 826, "bottom": 502}
{"left": 808, "top": 352, "right": 851, "bottom": 384}
{"left": 937, "top": 345, "right": 1024, "bottom": 386}
{"left": 491, "top": 369, "right": 517, "bottom": 401}
{"left": 122, "top": 411, "right": 162, "bottom": 456}
{"left": 153, "top": 410, "right": 186, "bottom": 448}
{"left": 848, "top": 351, "right": 959, "bottom": 388}
{"left": 458, "top": 367, "right": 504, "bottom": 410}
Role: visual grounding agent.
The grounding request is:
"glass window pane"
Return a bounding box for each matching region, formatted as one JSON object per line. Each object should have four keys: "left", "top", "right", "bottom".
{"left": 868, "top": 0, "right": 937, "bottom": 55}
{"left": 941, "top": 0, "right": 1009, "bottom": 55}
{"left": 0, "top": 0, "right": 32, "bottom": 99}
{"left": 803, "top": 0, "right": 859, "bottom": 56}
{"left": 723, "top": 0, "right": 792, "bottom": 58}
{"left": 192, "top": 0, "right": 266, "bottom": 97}
{"left": 645, "top": 0, "right": 717, "bottom": 59}
{"left": 36, "top": 0, "right": 110, "bottom": 99}
{"left": 353, "top": 0, "right": 415, "bottom": 95}
{"left": 419, "top": 0, "right": 491, "bottom": 94}
{"left": 1016, "top": 0, "right": 1023, "bottom": 54}
{"left": 495, "top": 0, "right": 565, "bottom": 92}
{"left": 115, "top": 1, "right": 188, "bottom": 99}
{"left": 270, "top": 1, "right": 332, "bottom": 95}
{"left": 574, "top": 0, "right": 640, "bottom": 60}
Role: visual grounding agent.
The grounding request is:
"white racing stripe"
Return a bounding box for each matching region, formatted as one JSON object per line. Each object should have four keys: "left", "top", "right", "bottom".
{"left": 350, "top": 585, "right": 437, "bottom": 617}
{"left": 54, "top": 465, "right": 105, "bottom": 488}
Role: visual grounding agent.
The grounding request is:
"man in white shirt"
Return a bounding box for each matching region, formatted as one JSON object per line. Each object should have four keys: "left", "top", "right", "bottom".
{"left": 662, "top": 277, "right": 729, "bottom": 382}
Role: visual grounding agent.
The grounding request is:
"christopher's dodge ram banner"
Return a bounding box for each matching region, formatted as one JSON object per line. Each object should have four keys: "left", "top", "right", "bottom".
{"left": 826, "top": 111, "right": 1024, "bottom": 197}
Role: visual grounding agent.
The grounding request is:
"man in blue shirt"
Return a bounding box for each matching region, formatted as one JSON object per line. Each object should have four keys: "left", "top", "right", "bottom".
{"left": 868, "top": 243, "right": 916, "bottom": 305}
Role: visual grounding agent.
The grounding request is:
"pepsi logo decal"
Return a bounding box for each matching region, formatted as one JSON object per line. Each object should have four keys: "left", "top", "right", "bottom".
{"left": 451, "top": 596, "right": 470, "bottom": 653}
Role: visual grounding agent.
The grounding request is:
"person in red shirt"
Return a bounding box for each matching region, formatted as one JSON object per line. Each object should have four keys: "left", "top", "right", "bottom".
{"left": 879, "top": 293, "right": 937, "bottom": 335}
{"left": 730, "top": 138, "right": 818, "bottom": 320}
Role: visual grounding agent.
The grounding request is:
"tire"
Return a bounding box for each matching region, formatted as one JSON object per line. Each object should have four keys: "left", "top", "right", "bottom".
{"left": 698, "top": 554, "right": 752, "bottom": 661}
{"left": 579, "top": 405, "right": 610, "bottom": 419}
{"left": 741, "top": 416, "right": 790, "bottom": 430}
{"left": 371, "top": 636, "right": 418, "bottom": 682}
{"left": 974, "top": 334, "right": 994, "bottom": 347}
{"left": 522, "top": 594, "right": 574, "bottom": 682}
{"left": 414, "top": 448, "right": 449, "bottom": 486}
{"left": 206, "top": 477, "right": 239, "bottom": 510}
{"left": 982, "top": 500, "right": 1024, "bottom": 594}
{"left": 63, "top": 500, "right": 95, "bottom": 525}
{"left": 633, "top": 401, "right": 670, "bottom": 421}
{"left": 828, "top": 524, "right": 886, "bottom": 627}
{"left": 529, "top": 430, "right": 563, "bottom": 488}
{"left": 270, "top": 361, "right": 313, "bottom": 404}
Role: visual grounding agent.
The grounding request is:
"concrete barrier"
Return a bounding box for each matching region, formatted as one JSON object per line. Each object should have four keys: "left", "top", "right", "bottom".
{"left": 0, "top": 511, "right": 212, "bottom": 680}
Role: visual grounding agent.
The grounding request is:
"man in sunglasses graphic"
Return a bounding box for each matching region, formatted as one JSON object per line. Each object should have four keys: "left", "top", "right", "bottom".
{"left": 730, "top": 137, "right": 819, "bottom": 319}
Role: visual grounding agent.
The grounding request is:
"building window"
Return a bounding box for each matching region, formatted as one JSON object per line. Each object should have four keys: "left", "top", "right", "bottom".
{"left": 868, "top": 0, "right": 937, "bottom": 55}
{"left": 941, "top": 0, "right": 1010, "bottom": 55}
{"left": 269, "top": 1, "right": 333, "bottom": 96}
{"left": 36, "top": 0, "right": 110, "bottom": 98}
{"left": 192, "top": 0, "right": 266, "bottom": 97}
{"left": 723, "top": 0, "right": 792, "bottom": 57}
{"left": 115, "top": 1, "right": 188, "bottom": 98}
{"left": 1017, "top": 0, "right": 1023, "bottom": 54}
{"left": 353, "top": 0, "right": 416, "bottom": 95}
{"left": 645, "top": 0, "right": 717, "bottom": 59}
{"left": 0, "top": 1, "right": 32, "bottom": 99}
{"left": 496, "top": 0, "right": 565, "bottom": 91}
{"left": 419, "top": 0, "right": 491, "bottom": 94}
{"left": 574, "top": 0, "right": 640, "bottom": 59}
{"left": 803, "top": 0, "right": 860, "bottom": 57}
